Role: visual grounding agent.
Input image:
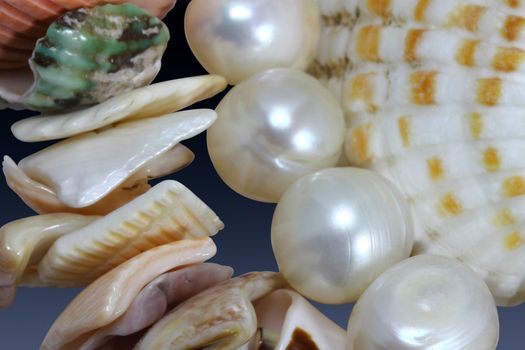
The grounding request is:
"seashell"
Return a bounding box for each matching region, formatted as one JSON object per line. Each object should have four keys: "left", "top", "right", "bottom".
{"left": 252, "top": 289, "right": 346, "bottom": 349}
{"left": 41, "top": 238, "right": 217, "bottom": 350}
{"left": 0, "top": 0, "right": 177, "bottom": 68}
{"left": 346, "top": 255, "right": 499, "bottom": 350}
{"left": 312, "top": 0, "right": 525, "bottom": 305}
{"left": 0, "top": 4, "right": 169, "bottom": 112}
{"left": 4, "top": 109, "right": 216, "bottom": 215}
{"left": 11, "top": 75, "right": 228, "bottom": 142}
{"left": 37, "top": 180, "right": 224, "bottom": 287}
{"left": 0, "top": 213, "right": 98, "bottom": 308}
{"left": 135, "top": 272, "right": 287, "bottom": 350}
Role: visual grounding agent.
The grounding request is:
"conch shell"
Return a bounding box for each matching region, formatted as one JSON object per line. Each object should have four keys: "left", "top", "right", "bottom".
{"left": 37, "top": 180, "right": 224, "bottom": 287}
{"left": 1, "top": 4, "right": 170, "bottom": 112}
{"left": 0, "top": 213, "right": 98, "bottom": 308}
{"left": 41, "top": 238, "right": 217, "bottom": 350}
{"left": 0, "top": 0, "right": 177, "bottom": 69}
{"left": 4, "top": 109, "right": 217, "bottom": 215}
{"left": 312, "top": 0, "right": 525, "bottom": 305}
{"left": 135, "top": 272, "right": 287, "bottom": 350}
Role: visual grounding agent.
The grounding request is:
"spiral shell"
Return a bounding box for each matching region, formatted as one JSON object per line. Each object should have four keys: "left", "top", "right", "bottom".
{"left": 312, "top": 0, "right": 525, "bottom": 305}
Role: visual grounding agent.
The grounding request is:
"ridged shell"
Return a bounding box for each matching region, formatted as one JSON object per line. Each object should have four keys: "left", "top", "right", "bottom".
{"left": 41, "top": 238, "right": 217, "bottom": 350}
{"left": 312, "top": 0, "right": 525, "bottom": 305}
{"left": 0, "top": 0, "right": 177, "bottom": 67}
{"left": 37, "top": 180, "right": 224, "bottom": 287}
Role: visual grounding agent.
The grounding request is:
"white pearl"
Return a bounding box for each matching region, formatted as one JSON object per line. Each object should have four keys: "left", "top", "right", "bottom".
{"left": 347, "top": 255, "right": 499, "bottom": 350}
{"left": 271, "top": 167, "right": 414, "bottom": 304}
{"left": 207, "top": 68, "right": 345, "bottom": 203}
{"left": 184, "top": 0, "right": 320, "bottom": 84}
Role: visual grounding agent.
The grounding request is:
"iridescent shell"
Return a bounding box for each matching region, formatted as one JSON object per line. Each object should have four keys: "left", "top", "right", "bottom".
{"left": 0, "top": 0, "right": 177, "bottom": 68}
{"left": 0, "top": 3, "right": 169, "bottom": 112}
{"left": 312, "top": 0, "right": 525, "bottom": 306}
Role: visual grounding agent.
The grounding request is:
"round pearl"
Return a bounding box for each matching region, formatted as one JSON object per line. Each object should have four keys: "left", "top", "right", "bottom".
{"left": 271, "top": 168, "right": 414, "bottom": 304}
{"left": 207, "top": 68, "right": 345, "bottom": 203}
{"left": 347, "top": 255, "right": 499, "bottom": 350}
{"left": 184, "top": 0, "right": 320, "bottom": 84}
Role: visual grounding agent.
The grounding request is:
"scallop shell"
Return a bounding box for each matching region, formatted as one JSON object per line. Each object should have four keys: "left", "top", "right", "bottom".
{"left": 41, "top": 238, "right": 217, "bottom": 350}
{"left": 0, "top": 0, "right": 177, "bottom": 68}
{"left": 0, "top": 4, "right": 169, "bottom": 112}
{"left": 312, "top": 0, "right": 525, "bottom": 305}
{"left": 4, "top": 109, "right": 216, "bottom": 215}
{"left": 0, "top": 213, "right": 98, "bottom": 308}
{"left": 135, "top": 272, "right": 287, "bottom": 350}
{"left": 11, "top": 75, "right": 228, "bottom": 142}
{"left": 37, "top": 180, "right": 224, "bottom": 287}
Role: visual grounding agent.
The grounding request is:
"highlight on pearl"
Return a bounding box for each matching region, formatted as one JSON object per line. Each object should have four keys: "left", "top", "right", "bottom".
{"left": 271, "top": 167, "right": 414, "bottom": 304}
{"left": 184, "top": 0, "right": 320, "bottom": 84}
{"left": 347, "top": 255, "right": 499, "bottom": 350}
{"left": 207, "top": 68, "right": 345, "bottom": 203}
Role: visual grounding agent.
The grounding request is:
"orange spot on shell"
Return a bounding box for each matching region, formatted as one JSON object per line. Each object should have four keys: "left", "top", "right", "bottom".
{"left": 439, "top": 192, "right": 463, "bottom": 216}
{"left": 477, "top": 78, "right": 502, "bottom": 106}
{"left": 349, "top": 73, "right": 377, "bottom": 112}
{"left": 405, "top": 29, "right": 425, "bottom": 62}
{"left": 483, "top": 147, "right": 501, "bottom": 172}
{"left": 503, "top": 176, "right": 525, "bottom": 197}
{"left": 456, "top": 39, "right": 480, "bottom": 67}
{"left": 448, "top": 4, "right": 487, "bottom": 32}
{"left": 427, "top": 156, "right": 444, "bottom": 181}
{"left": 414, "top": 0, "right": 431, "bottom": 22}
{"left": 410, "top": 71, "right": 437, "bottom": 105}
{"left": 469, "top": 113, "right": 483, "bottom": 140}
{"left": 502, "top": 16, "right": 525, "bottom": 41}
{"left": 492, "top": 47, "right": 525, "bottom": 72}
{"left": 505, "top": 232, "right": 524, "bottom": 250}
{"left": 506, "top": 0, "right": 520, "bottom": 7}
{"left": 398, "top": 117, "right": 410, "bottom": 147}
{"left": 493, "top": 209, "right": 517, "bottom": 227}
{"left": 367, "top": 0, "right": 391, "bottom": 17}
{"left": 350, "top": 124, "right": 373, "bottom": 163}
{"left": 357, "top": 25, "right": 381, "bottom": 62}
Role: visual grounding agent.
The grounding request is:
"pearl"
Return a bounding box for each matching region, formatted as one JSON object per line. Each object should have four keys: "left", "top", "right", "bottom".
{"left": 207, "top": 68, "right": 345, "bottom": 203}
{"left": 184, "top": 0, "right": 320, "bottom": 84}
{"left": 271, "top": 167, "right": 414, "bottom": 304}
{"left": 347, "top": 255, "right": 499, "bottom": 350}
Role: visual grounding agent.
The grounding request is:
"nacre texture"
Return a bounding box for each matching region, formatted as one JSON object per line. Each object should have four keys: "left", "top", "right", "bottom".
{"left": 0, "top": 4, "right": 169, "bottom": 112}
{"left": 347, "top": 255, "right": 499, "bottom": 350}
{"left": 207, "top": 68, "right": 345, "bottom": 203}
{"left": 312, "top": 0, "right": 525, "bottom": 305}
{"left": 184, "top": 0, "right": 320, "bottom": 84}
{"left": 271, "top": 167, "right": 413, "bottom": 304}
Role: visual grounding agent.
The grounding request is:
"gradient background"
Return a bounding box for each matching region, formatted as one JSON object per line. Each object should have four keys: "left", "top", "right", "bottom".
{"left": 0, "top": 1, "right": 524, "bottom": 348}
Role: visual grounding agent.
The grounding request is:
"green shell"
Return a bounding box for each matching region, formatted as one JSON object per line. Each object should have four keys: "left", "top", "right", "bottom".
{"left": 26, "top": 4, "right": 170, "bottom": 112}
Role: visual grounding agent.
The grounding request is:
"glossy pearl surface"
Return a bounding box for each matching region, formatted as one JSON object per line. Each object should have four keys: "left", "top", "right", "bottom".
{"left": 347, "top": 255, "right": 499, "bottom": 350}
{"left": 207, "top": 69, "right": 345, "bottom": 203}
{"left": 184, "top": 0, "right": 320, "bottom": 84}
{"left": 271, "top": 168, "right": 414, "bottom": 304}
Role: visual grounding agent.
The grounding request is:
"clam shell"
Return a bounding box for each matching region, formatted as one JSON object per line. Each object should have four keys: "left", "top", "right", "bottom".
{"left": 0, "top": 0, "right": 177, "bottom": 67}
{"left": 0, "top": 213, "right": 98, "bottom": 308}
{"left": 135, "top": 272, "right": 287, "bottom": 350}
{"left": 313, "top": 0, "right": 525, "bottom": 305}
{"left": 37, "top": 180, "right": 224, "bottom": 286}
{"left": 253, "top": 289, "right": 346, "bottom": 349}
{"left": 12, "top": 75, "right": 228, "bottom": 142}
{"left": 4, "top": 109, "right": 215, "bottom": 214}
{"left": 41, "top": 238, "right": 216, "bottom": 350}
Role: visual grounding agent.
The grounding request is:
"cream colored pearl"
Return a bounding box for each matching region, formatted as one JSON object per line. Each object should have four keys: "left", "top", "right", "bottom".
{"left": 347, "top": 255, "right": 499, "bottom": 350}
{"left": 271, "top": 167, "right": 414, "bottom": 304}
{"left": 207, "top": 68, "right": 345, "bottom": 203}
{"left": 184, "top": 0, "right": 320, "bottom": 84}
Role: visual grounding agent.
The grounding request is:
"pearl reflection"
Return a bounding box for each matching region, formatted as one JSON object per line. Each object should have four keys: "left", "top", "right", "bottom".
{"left": 292, "top": 130, "right": 315, "bottom": 151}
{"left": 255, "top": 24, "right": 274, "bottom": 44}
{"left": 333, "top": 206, "right": 355, "bottom": 229}
{"left": 269, "top": 107, "right": 291, "bottom": 130}
{"left": 228, "top": 4, "right": 252, "bottom": 21}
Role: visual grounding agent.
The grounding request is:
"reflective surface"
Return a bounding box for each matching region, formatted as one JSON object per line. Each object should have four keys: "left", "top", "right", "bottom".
{"left": 347, "top": 255, "right": 499, "bottom": 350}
{"left": 184, "top": 0, "right": 320, "bottom": 84}
{"left": 271, "top": 168, "right": 414, "bottom": 304}
{"left": 207, "top": 68, "right": 345, "bottom": 203}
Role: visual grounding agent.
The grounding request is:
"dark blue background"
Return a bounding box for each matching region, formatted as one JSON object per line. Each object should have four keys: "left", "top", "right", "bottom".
{"left": 0, "top": 1, "right": 523, "bottom": 348}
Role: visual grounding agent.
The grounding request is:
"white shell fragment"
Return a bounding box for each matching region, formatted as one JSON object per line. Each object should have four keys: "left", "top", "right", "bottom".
{"left": 312, "top": 0, "right": 525, "bottom": 305}
{"left": 37, "top": 180, "right": 224, "bottom": 286}
{"left": 11, "top": 75, "right": 227, "bottom": 142}
{"left": 4, "top": 109, "right": 216, "bottom": 214}
{"left": 135, "top": 272, "right": 287, "bottom": 350}
{"left": 0, "top": 214, "right": 98, "bottom": 308}
{"left": 41, "top": 238, "right": 218, "bottom": 350}
{"left": 254, "top": 289, "right": 347, "bottom": 350}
